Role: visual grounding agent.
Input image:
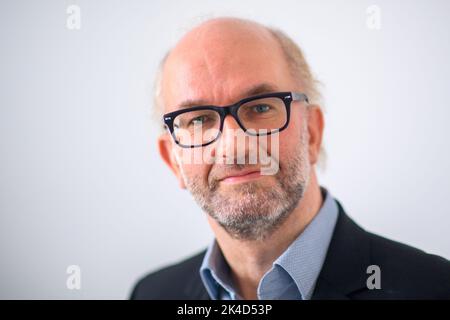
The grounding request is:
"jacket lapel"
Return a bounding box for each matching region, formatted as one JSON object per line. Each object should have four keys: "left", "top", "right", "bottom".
{"left": 183, "top": 261, "right": 211, "bottom": 300}
{"left": 312, "top": 200, "right": 371, "bottom": 299}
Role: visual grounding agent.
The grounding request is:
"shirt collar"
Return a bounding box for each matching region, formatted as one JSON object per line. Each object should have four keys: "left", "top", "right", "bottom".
{"left": 199, "top": 239, "right": 237, "bottom": 299}
{"left": 267, "top": 187, "right": 339, "bottom": 299}
{"left": 200, "top": 187, "right": 339, "bottom": 300}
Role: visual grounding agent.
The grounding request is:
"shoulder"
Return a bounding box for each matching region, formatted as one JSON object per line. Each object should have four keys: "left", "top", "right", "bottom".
{"left": 365, "top": 230, "right": 450, "bottom": 298}
{"left": 130, "top": 250, "right": 206, "bottom": 300}
{"left": 319, "top": 201, "right": 450, "bottom": 299}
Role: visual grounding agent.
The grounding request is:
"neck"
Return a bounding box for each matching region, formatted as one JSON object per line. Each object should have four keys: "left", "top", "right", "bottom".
{"left": 206, "top": 170, "right": 323, "bottom": 299}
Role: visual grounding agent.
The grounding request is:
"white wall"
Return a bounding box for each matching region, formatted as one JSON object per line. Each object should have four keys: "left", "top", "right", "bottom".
{"left": 1, "top": 0, "right": 449, "bottom": 299}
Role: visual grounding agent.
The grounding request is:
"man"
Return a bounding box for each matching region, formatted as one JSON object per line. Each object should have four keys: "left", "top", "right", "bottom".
{"left": 131, "top": 17, "right": 450, "bottom": 299}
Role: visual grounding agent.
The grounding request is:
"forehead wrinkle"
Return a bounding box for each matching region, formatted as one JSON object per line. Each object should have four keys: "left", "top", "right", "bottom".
{"left": 171, "top": 82, "right": 281, "bottom": 112}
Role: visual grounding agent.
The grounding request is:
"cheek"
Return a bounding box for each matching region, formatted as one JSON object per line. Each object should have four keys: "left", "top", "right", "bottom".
{"left": 173, "top": 148, "right": 210, "bottom": 181}
{"left": 181, "top": 162, "right": 211, "bottom": 182}
{"left": 276, "top": 137, "right": 291, "bottom": 165}
{"left": 276, "top": 114, "right": 304, "bottom": 161}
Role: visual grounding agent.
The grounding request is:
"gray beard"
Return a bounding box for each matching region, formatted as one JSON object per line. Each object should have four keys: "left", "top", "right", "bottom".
{"left": 184, "top": 130, "right": 311, "bottom": 241}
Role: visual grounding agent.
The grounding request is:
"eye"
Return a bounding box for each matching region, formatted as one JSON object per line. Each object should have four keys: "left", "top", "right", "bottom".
{"left": 252, "top": 104, "right": 271, "bottom": 113}
{"left": 189, "top": 115, "right": 209, "bottom": 126}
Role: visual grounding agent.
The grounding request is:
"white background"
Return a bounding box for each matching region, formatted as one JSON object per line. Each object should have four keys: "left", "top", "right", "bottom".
{"left": 1, "top": 0, "right": 449, "bottom": 299}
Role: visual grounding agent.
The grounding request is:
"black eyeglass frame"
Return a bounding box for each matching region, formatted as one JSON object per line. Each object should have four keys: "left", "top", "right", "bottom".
{"left": 163, "top": 91, "right": 309, "bottom": 148}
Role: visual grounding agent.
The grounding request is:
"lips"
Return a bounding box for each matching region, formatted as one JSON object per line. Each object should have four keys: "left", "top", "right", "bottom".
{"left": 218, "top": 169, "right": 262, "bottom": 184}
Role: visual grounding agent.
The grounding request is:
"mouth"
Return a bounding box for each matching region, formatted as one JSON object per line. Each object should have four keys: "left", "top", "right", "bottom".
{"left": 219, "top": 170, "right": 262, "bottom": 184}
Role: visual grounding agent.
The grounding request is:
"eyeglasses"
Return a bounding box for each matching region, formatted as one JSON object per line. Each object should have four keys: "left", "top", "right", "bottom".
{"left": 163, "top": 91, "right": 309, "bottom": 148}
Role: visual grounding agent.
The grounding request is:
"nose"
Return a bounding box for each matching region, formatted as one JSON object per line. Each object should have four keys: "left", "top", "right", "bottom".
{"left": 215, "top": 114, "right": 249, "bottom": 164}
{"left": 222, "top": 114, "right": 242, "bottom": 132}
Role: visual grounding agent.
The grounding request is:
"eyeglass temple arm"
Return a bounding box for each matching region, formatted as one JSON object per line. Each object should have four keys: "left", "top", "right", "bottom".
{"left": 292, "top": 92, "right": 309, "bottom": 104}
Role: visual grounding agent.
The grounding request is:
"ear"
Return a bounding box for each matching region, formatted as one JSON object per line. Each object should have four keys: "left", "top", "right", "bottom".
{"left": 158, "top": 133, "right": 187, "bottom": 189}
{"left": 306, "top": 105, "right": 324, "bottom": 165}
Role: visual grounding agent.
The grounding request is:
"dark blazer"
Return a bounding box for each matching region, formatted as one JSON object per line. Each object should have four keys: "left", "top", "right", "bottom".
{"left": 130, "top": 201, "right": 450, "bottom": 299}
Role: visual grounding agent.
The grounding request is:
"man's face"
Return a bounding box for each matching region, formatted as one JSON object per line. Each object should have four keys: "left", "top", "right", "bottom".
{"left": 159, "top": 21, "right": 320, "bottom": 240}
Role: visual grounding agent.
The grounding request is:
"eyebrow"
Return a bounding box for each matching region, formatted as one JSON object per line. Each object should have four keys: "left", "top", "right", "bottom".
{"left": 175, "top": 82, "right": 280, "bottom": 109}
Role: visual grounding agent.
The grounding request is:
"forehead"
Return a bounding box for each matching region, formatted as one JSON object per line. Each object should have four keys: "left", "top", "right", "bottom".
{"left": 161, "top": 27, "right": 293, "bottom": 113}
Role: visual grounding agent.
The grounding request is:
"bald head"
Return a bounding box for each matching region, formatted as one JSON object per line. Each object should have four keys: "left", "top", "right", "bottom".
{"left": 170, "top": 17, "right": 278, "bottom": 60}
{"left": 161, "top": 18, "right": 294, "bottom": 114}
{"left": 155, "top": 17, "right": 321, "bottom": 118}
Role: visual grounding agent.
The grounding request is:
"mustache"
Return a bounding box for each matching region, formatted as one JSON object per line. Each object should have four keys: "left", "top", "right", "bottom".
{"left": 206, "top": 146, "right": 281, "bottom": 187}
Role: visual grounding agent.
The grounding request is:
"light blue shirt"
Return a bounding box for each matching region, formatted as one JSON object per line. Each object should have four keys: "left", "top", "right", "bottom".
{"left": 199, "top": 187, "right": 339, "bottom": 300}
